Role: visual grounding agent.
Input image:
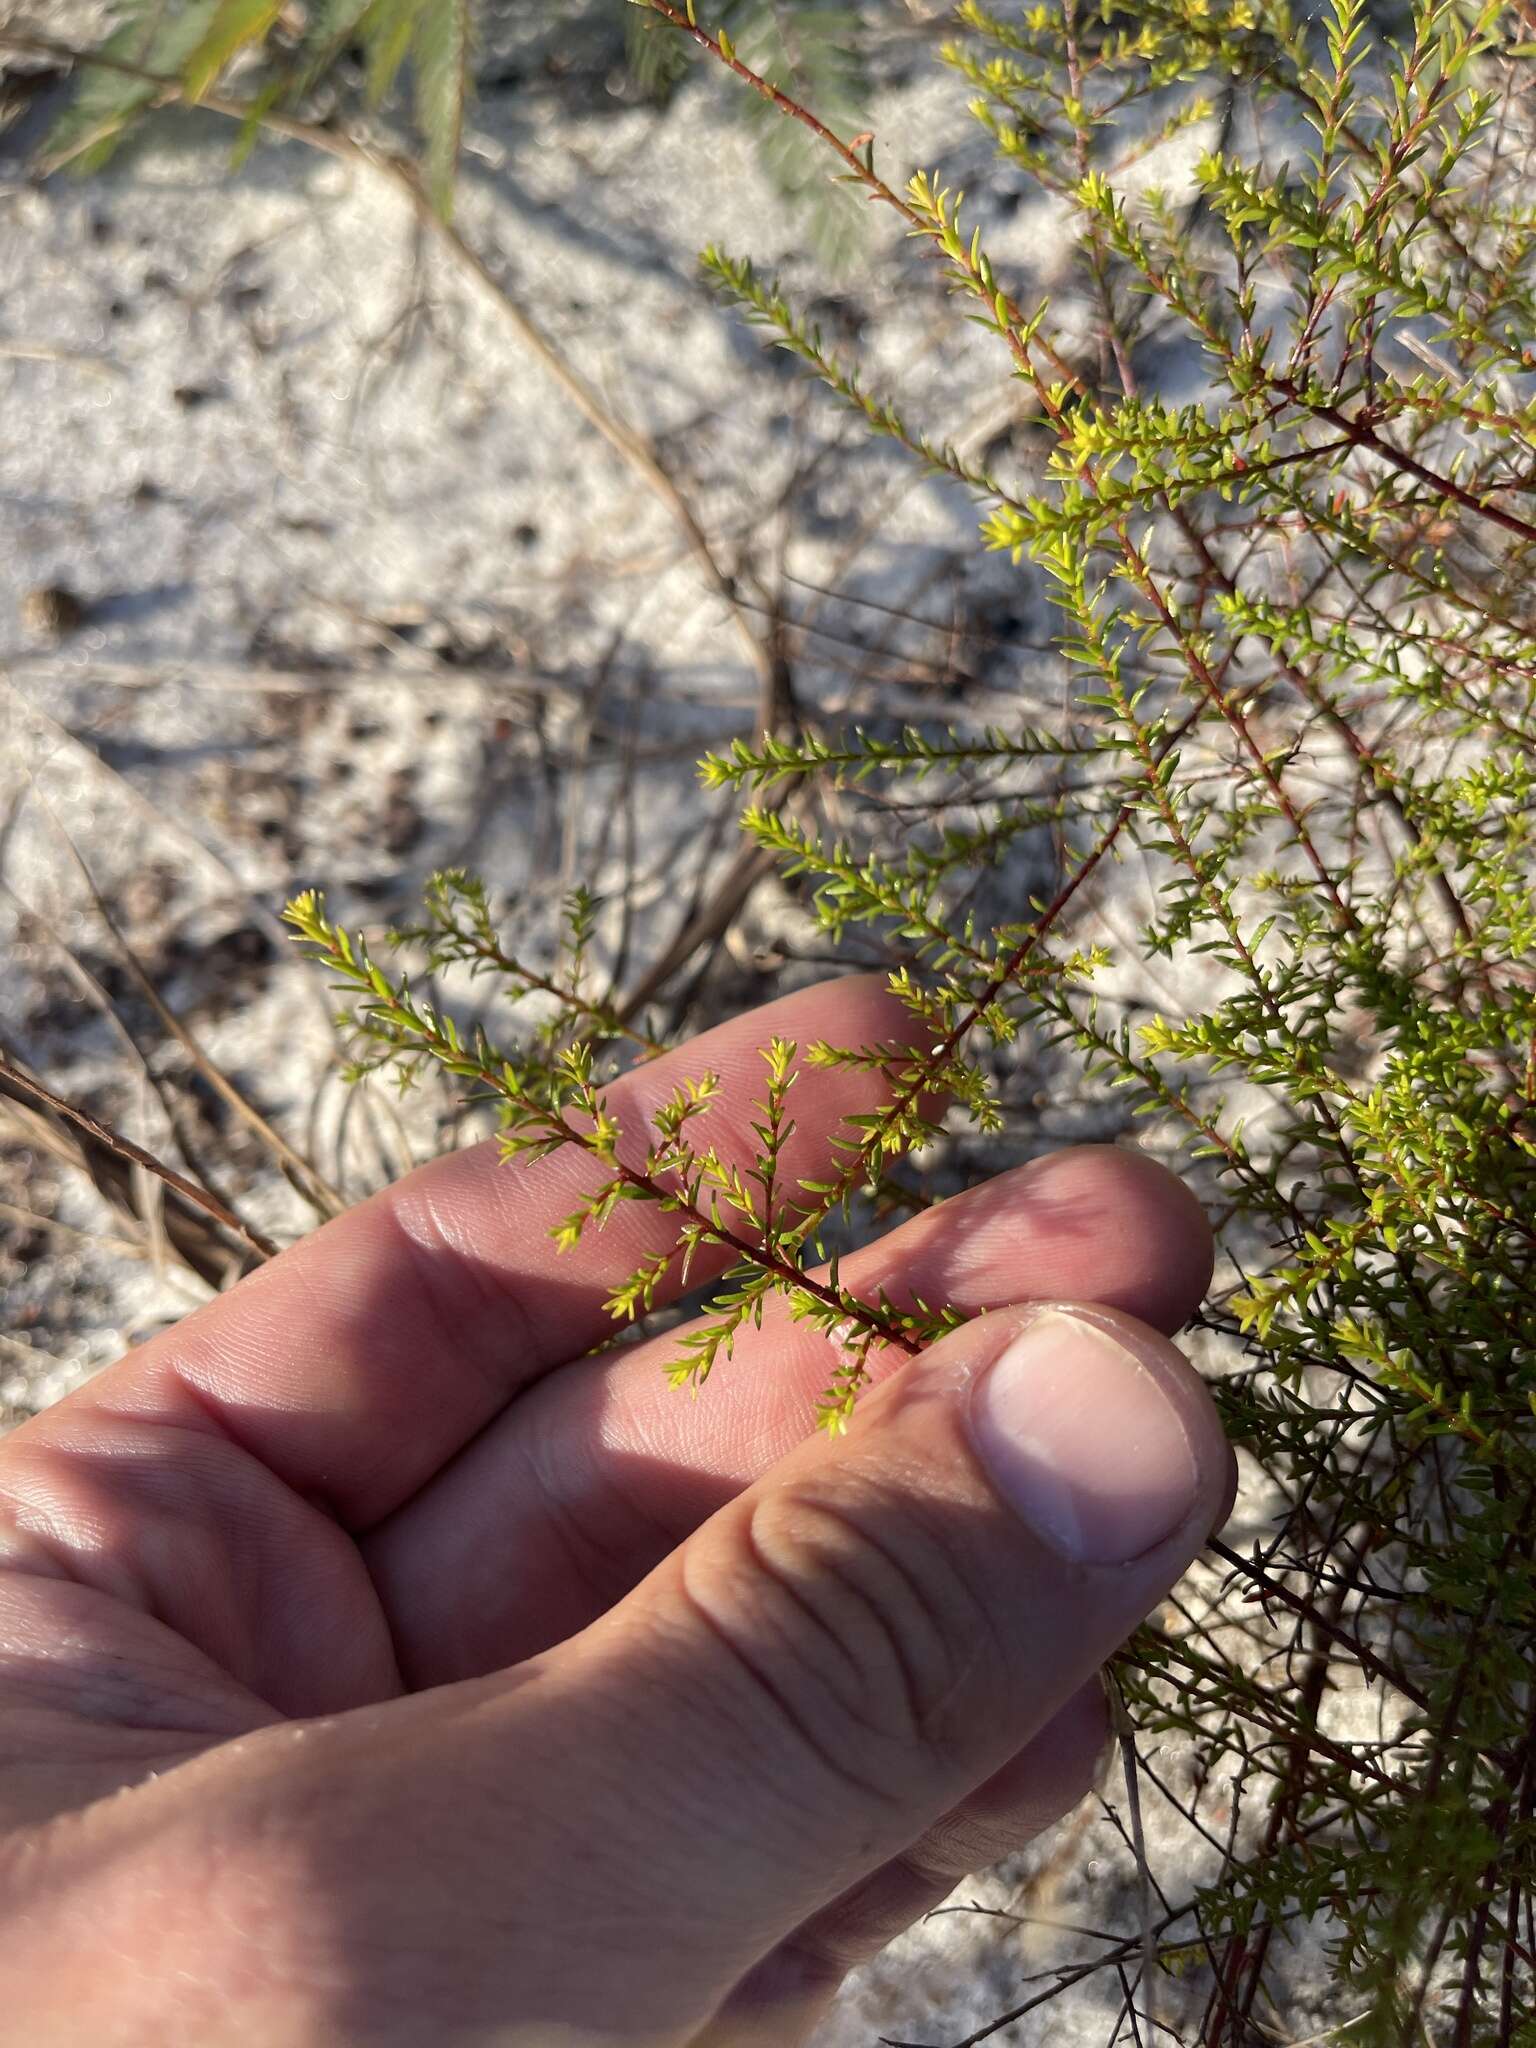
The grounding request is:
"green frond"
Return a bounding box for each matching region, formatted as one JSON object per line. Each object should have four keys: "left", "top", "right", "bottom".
{"left": 46, "top": 0, "right": 225, "bottom": 172}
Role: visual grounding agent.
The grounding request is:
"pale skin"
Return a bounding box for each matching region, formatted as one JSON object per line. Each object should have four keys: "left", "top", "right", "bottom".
{"left": 0, "top": 976, "right": 1235, "bottom": 2045}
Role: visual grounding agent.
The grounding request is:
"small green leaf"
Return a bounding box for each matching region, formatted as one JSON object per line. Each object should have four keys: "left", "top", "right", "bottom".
{"left": 365, "top": 0, "right": 427, "bottom": 107}
{"left": 413, "top": 0, "right": 473, "bottom": 217}
{"left": 183, "top": 0, "right": 285, "bottom": 102}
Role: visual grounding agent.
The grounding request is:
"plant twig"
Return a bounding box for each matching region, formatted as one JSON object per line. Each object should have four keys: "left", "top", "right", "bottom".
{"left": 0, "top": 1055, "right": 275, "bottom": 1263}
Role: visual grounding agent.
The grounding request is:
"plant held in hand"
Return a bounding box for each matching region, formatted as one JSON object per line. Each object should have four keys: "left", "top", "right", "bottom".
{"left": 291, "top": 0, "right": 1536, "bottom": 2036}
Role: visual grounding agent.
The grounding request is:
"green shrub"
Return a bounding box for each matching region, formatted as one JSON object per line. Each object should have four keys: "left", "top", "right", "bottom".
{"left": 294, "top": 1, "right": 1536, "bottom": 2034}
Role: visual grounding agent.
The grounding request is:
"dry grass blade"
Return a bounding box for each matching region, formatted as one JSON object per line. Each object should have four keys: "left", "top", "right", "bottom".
{"left": 0, "top": 1053, "right": 274, "bottom": 1270}
{"left": 45, "top": 814, "right": 345, "bottom": 1220}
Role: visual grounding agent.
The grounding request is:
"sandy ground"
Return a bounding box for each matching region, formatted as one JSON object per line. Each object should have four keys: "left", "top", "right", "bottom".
{"left": 0, "top": 15, "right": 1353, "bottom": 2043}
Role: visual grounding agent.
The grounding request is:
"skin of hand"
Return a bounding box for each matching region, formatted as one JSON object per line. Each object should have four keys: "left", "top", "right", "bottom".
{"left": 0, "top": 976, "right": 1235, "bottom": 2047}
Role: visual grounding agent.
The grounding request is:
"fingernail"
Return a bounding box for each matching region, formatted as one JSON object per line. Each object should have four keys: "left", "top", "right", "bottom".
{"left": 971, "top": 1311, "right": 1199, "bottom": 1564}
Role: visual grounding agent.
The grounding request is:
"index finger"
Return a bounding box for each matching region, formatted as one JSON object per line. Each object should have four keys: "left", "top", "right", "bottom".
{"left": 10, "top": 976, "right": 918, "bottom": 1528}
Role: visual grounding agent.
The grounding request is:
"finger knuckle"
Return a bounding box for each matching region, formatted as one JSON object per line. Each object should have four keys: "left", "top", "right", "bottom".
{"left": 682, "top": 1476, "right": 991, "bottom": 1803}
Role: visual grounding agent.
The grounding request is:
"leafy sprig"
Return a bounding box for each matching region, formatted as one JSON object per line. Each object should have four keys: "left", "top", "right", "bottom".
{"left": 284, "top": 886, "right": 952, "bottom": 1426}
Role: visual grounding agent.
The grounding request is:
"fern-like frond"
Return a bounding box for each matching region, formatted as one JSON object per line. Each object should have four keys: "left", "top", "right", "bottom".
{"left": 46, "top": 0, "right": 223, "bottom": 173}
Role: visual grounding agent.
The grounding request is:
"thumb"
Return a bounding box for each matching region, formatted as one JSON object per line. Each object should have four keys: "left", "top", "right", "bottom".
{"left": 554, "top": 1300, "right": 1233, "bottom": 2036}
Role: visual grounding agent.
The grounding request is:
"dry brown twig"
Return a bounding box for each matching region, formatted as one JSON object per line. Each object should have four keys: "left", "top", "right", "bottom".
{"left": 0, "top": 25, "right": 779, "bottom": 702}
{"left": 0, "top": 21, "right": 811, "bottom": 1018}
{"left": 42, "top": 813, "right": 346, "bottom": 1220}
{"left": 0, "top": 1053, "right": 274, "bottom": 1267}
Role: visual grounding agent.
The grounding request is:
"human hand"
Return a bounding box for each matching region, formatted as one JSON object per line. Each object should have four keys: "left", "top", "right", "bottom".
{"left": 0, "top": 976, "right": 1233, "bottom": 2046}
